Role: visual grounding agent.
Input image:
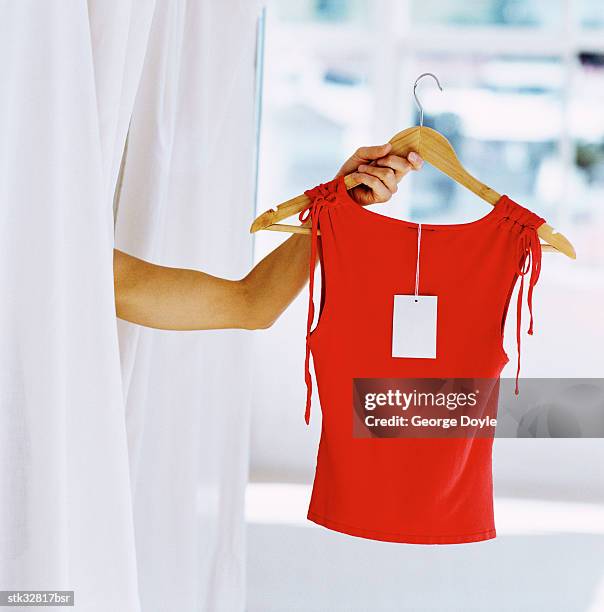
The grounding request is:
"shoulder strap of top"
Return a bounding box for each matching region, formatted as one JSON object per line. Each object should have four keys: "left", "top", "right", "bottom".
{"left": 499, "top": 196, "right": 546, "bottom": 395}
{"left": 298, "top": 177, "right": 341, "bottom": 425}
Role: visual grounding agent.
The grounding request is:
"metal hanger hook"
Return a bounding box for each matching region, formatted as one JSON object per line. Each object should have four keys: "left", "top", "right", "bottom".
{"left": 413, "top": 72, "right": 443, "bottom": 128}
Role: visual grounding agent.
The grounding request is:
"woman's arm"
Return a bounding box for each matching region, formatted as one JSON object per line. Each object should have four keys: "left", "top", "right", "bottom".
{"left": 114, "top": 145, "right": 423, "bottom": 331}
{"left": 113, "top": 230, "right": 315, "bottom": 331}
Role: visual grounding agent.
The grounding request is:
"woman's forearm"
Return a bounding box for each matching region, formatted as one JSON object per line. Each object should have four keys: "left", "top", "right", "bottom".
{"left": 240, "top": 223, "right": 315, "bottom": 329}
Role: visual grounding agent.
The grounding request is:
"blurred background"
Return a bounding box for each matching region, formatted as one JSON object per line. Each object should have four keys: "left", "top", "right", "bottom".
{"left": 248, "top": 1, "right": 604, "bottom": 610}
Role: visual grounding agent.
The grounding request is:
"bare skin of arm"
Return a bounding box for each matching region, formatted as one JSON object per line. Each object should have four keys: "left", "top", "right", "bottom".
{"left": 114, "top": 145, "right": 424, "bottom": 331}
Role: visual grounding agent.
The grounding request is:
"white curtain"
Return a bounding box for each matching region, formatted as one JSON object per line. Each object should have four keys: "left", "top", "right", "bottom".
{"left": 114, "top": 1, "right": 259, "bottom": 611}
{"left": 0, "top": 1, "right": 260, "bottom": 610}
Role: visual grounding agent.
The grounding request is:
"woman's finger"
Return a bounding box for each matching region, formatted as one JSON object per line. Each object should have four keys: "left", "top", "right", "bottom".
{"left": 406, "top": 152, "right": 424, "bottom": 170}
{"left": 374, "top": 154, "right": 413, "bottom": 180}
{"left": 357, "top": 164, "right": 398, "bottom": 193}
{"left": 354, "top": 143, "right": 392, "bottom": 161}
{"left": 376, "top": 152, "right": 423, "bottom": 177}
{"left": 350, "top": 172, "right": 392, "bottom": 204}
{"left": 336, "top": 143, "right": 392, "bottom": 177}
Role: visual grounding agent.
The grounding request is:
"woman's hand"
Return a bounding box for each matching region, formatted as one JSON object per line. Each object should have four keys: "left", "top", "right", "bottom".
{"left": 335, "top": 143, "right": 423, "bottom": 206}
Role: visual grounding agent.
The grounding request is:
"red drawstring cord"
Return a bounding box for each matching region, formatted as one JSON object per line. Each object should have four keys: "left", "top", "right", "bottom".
{"left": 299, "top": 182, "right": 334, "bottom": 424}
{"left": 514, "top": 225, "right": 542, "bottom": 394}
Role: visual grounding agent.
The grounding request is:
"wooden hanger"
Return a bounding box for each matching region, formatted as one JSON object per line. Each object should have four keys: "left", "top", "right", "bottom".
{"left": 250, "top": 73, "right": 576, "bottom": 259}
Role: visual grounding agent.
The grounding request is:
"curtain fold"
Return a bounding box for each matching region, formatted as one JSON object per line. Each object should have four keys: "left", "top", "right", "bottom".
{"left": 1, "top": 1, "right": 259, "bottom": 610}
{"left": 0, "top": 1, "right": 155, "bottom": 610}
{"left": 114, "top": 1, "right": 260, "bottom": 610}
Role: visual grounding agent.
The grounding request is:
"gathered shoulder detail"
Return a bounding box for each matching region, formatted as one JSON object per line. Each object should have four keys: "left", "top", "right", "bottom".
{"left": 496, "top": 194, "right": 546, "bottom": 231}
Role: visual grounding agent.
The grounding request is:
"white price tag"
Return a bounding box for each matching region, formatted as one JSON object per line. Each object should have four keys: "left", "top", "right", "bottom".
{"left": 391, "top": 223, "right": 438, "bottom": 358}
{"left": 392, "top": 294, "right": 438, "bottom": 359}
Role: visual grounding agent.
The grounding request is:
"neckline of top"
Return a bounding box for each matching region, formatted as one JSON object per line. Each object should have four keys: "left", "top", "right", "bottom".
{"left": 335, "top": 174, "right": 508, "bottom": 231}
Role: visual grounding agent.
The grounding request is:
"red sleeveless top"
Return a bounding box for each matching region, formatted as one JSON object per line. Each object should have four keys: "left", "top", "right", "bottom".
{"left": 298, "top": 175, "right": 545, "bottom": 544}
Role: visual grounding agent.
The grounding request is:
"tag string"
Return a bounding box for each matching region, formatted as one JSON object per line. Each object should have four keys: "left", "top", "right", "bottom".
{"left": 414, "top": 223, "right": 422, "bottom": 300}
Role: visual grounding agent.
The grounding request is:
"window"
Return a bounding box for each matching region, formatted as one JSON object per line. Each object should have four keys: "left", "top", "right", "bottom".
{"left": 579, "top": 0, "right": 604, "bottom": 29}
{"left": 250, "top": 0, "right": 604, "bottom": 494}
{"left": 257, "top": 0, "right": 603, "bottom": 267}
{"left": 402, "top": 53, "right": 564, "bottom": 221}
{"left": 271, "top": 0, "right": 369, "bottom": 24}
{"left": 410, "top": 0, "right": 562, "bottom": 28}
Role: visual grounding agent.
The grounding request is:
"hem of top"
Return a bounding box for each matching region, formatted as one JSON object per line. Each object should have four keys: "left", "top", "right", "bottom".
{"left": 307, "top": 510, "right": 497, "bottom": 545}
